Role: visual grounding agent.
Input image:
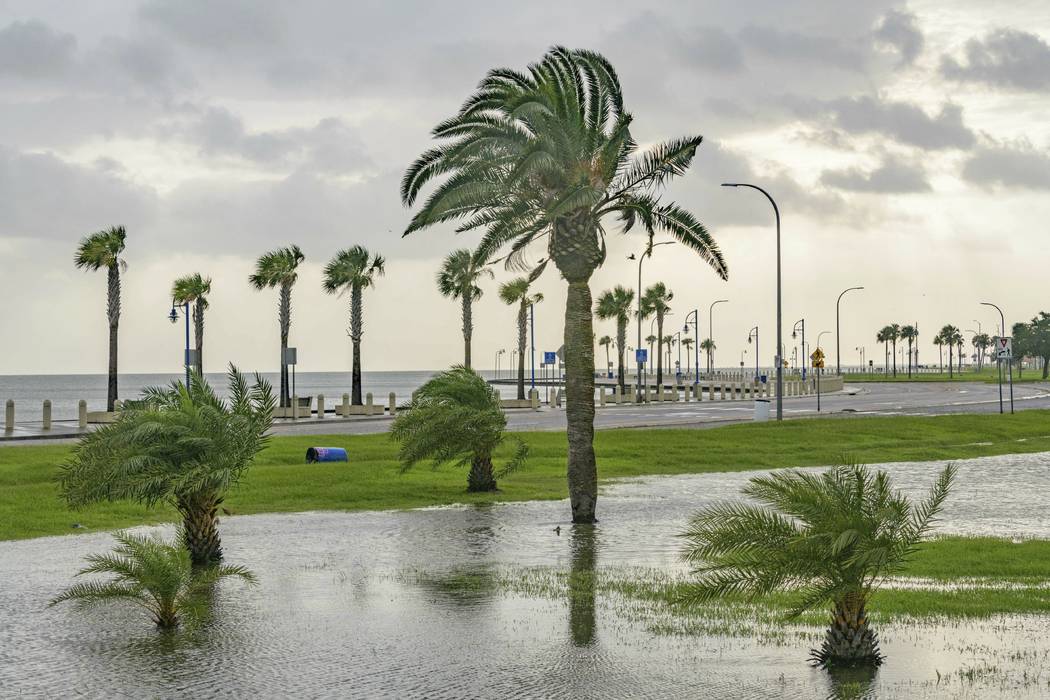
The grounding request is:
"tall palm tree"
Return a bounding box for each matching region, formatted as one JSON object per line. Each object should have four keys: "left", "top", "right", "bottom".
{"left": 438, "top": 249, "right": 493, "bottom": 369}
{"left": 499, "top": 264, "right": 545, "bottom": 400}
{"left": 700, "top": 338, "right": 716, "bottom": 374}
{"left": 171, "top": 273, "right": 212, "bottom": 376}
{"left": 51, "top": 531, "right": 254, "bottom": 629}
{"left": 249, "top": 245, "right": 304, "bottom": 408}
{"left": 646, "top": 334, "right": 657, "bottom": 361}
{"left": 74, "top": 226, "right": 127, "bottom": 411}
{"left": 885, "top": 323, "right": 901, "bottom": 377}
{"left": 400, "top": 47, "right": 726, "bottom": 523}
{"left": 682, "top": 337, "right": 695, "bottom": 374}
{"left": 933, "top": 331, "right": 944, "bottom": 372}
{"left": 973, "top": 332, "right": 991, "bottom": 371}
{"left": 662, "top": 334, "right": 675, "bottom": 370}
{"left": 595, "top": 285, "right": 634, "bottom": 393}
{"left": 640, "top": 283, "right": 674, "bottom": 386}
{"left": 598, "top": 335, "right": 613, "bottom": 377}
{"left": 899, "top": 325, "right": 917, "bottom": 378}
{"left": 939, "top": 325, "right": 962, "bottom": 378}
{"left": 59, "top": 366, "right": 274, "bottom": 566}
{"left": 875, "top": 327, "right": 889, "bottom": 374}
{"left": 682, "top": 461, "right": 956, "bottom": 668}
{"left": 323, "top": 246, "right": 386, "bottom": 406}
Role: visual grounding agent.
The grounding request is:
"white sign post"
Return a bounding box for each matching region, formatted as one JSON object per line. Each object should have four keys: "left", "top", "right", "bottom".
{"left": 993, "top": 336, "right": 1015, "bottom": 414}
{"left": 996, "top": 336, "right": 1012, "bottom": 359}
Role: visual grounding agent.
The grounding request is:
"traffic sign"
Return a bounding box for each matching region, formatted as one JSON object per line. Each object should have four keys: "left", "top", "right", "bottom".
{"left": 635, "top": 348, "right": 648, "bottom": 364}
{"left": 996, "top": 336, "right": 1012, "bottom": 359}
{"left": 544, "top": 351, "right": 557, "bottom": 364}
{"left": 810, "top": 347, "right": 825, "bottom": 369}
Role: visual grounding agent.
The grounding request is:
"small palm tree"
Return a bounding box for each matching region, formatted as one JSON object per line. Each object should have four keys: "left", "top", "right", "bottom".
{"left": 875, "top": 327, "right": 889, "bottom": 373}
{"left": 662, "top": 334, "right": 675, "bottom": 369}
{"left": 682, "top": 337, "right": 695, "bottom": 374}
{"left": 74, "top": 226, "right": 127, "bottom": 411}
{"left": 323, "top": 246, "right": 385, "bottom": 406}
{"left": 682, "top": 462, "right": 956, "bottom": 668}
{"left": 249, "top": 245, "right": 304, "bottom": 408}
{"left": 171, "top": 273, "right": 212, "bottom": 376}
{"left": 595, "top": 286, "right": 635, "bottom": 393}
{"left": 59, "top": 366, "right": 275, "bottom": 566}
{"left": 700, "top": 338, "right": 716, "bottom": 374}
{"left": 933, "top": 331, "right": 944, "bottom": 371}
{"left": 51, "top": 531, "right": 255, "bottom": 629}
{"left": 973, "top": 332, "right": 991, "bottom": 371}
{"left": 899, "top": 325, "right": 917, "bottom": 378}
{"left": 886, "top": 324, "right": 901, "bottom": 376}
{"left": 598, "top": 335, "right": 613, "bottom": 376}
{"left": 401, "top": 47, "right": 727, "bottom": 524}
{"left": 390, "top": 366, "right": 527, "bottom": 492}
{"left": 498, "top": 264, "right": 545, "bottom": 400}
{"left": 438, "top": 249, "right": 493, "bottom": 369}
{"left": 939, "top": 325, "right": 962, "bottom": 378}
{"left": 640, "top": 283, "right": 674, "bottom": 386}
{"left": 645, "top": 334, "right": 657, "bottom": 360}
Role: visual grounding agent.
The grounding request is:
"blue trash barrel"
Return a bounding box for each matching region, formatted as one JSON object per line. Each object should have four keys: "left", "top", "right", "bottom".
{"left": 306, "top": 447, "right": 348, "bottom": 463}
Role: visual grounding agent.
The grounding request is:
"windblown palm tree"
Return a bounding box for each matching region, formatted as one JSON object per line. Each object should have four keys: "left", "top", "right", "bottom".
{"left": 875, "top": 327, "right": 890, "bottom": 374}
{"left": 700, "top": 338, "right": 716, "bottom": 374}
{"left": 74, "top": 226, "right": 127, "bottom": 411}
{"left": 249, "top": 245, "right": 304, "bottom": 408}
{"left": 498, "top": 264, "right": 545, "bottom": 400}
{"left": 899, "top": 324, "right": 917, "bottom": 378}
{"left": 401, "top": 47, "right": 726, "bottom": 523}
{"left": 640, "top": 283, "right": 674, "bottom": 386}
{"left": 682, "top": 337, "right": 695, "bottom": 374}
{"left": 390, "top": 366, "right": 528, "bottom": 491}
{"left": 682, "top": 461, "right": 956, "bottom": 668}
{"left": 323, "top": 246, "right": 386, "bottom": 406}
{"left": 662, "top": 334, "right": 675, "bottom": 370}
{"left": 939, "top": 325, "right": 962, "bottom": 378}
{"left": 59, "top": 366, "right": 275, "bottom": 566}
{"left": 973, "top": 332, "right": 991, "bottom": 371}
{"left": 50, "top": 531, "right": 255, "bottom": 629}
{"left": 438, "top": 249, "right": 493, "bottom": 369}
{"left": 598, "top": 335, "right": 613, "bottom": 376}
{"left": 646, "top": 334, "right": 657, "bottom": 361}
{"left": 933, "top": 331, "right": 944, "bottom": 372}
{"left": 885, "top": 323, "right": 901, "bottom": 377}
{"left": 595, "top": 285, "right": 634, "bottom": 393}
{"left": 171, "top": 273, "right": 212, "bottom": 376}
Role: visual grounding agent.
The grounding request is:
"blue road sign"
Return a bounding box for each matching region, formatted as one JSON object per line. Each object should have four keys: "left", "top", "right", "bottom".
{"left": 544, "top": 351, "right": 557, "bottom": 364}
{"left": 635, "top": 348, "right": 648, "bottom": 364}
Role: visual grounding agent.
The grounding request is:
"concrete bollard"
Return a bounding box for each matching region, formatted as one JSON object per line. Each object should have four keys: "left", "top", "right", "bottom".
{"left": 683, "top": 385, "right": 691, "bottom": 402}
{"left": 389, "top": 392, "right": 397, "bottom": 416}
{"left": 719, "top": 383, "right": 725, "bottom": 401}
{"left": 655, "top": 384, "right": 663, "bottom": 402}
{"left": 529, "top": 389, "right": 540, "bottom": 410}
{"left": 4, "top": 399, "right": 13, "bottom": 432}
{"left": 366, "top": 392, "right": 374, "bottom": 415}
{"left": 316, "top": 394, "right": 325, "bottom": 419}
{"left": 672, "top": 385, "right": 680, "bottom": 402}
{"left": 78, "top": 400, "right": 88, "bottom": 429}
{"left": 291, "top": 395, "right": 300, "bottom": 420}
{"left": 613, "top": 386, "right": 621, "bottom": 405}
{"left": 43, "top": 400, "right": 52, "bottom": 430}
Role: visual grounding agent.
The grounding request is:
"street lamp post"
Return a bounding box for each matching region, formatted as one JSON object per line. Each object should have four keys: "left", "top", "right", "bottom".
{"left": 815, "top": 330, "right": 831, "bottom": 412}
{"left": 530, "top": 303, "right": 536, "bottom": 392}
{"left": 747, "top": 326, "right": 759, "bottom": 381}
{"left": 629, "top": 239, "right": 674, "bottom": 403}
{"left": 722, "top": 183, "right": 782, "bottom": 420}
{"left": 673, "top": 330, "right": 682, "bottom": 381}
{"left": 168, "top": 301, "right": 191, "bottom": 387}
{"left": 836, "top": 286, "right": 864, "bottom": 376}
{"left": 980, "top": 301, "right": 1013, "bottom": 414}
{"left": 684, "top": 310, "right": 699, "bottom": 385}
{"left": 708, "top": 299, "right": 728, "bottom": 375}
{"left": 792, "top": 318, "right": 805, "bottom": 380}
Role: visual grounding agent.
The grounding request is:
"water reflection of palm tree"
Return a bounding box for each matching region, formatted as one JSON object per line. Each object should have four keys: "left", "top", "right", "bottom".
{"left": 568, "top": 524, "right": 597, "bottom": 647}
{"left": 824, "top": 664, "right": 878, "bottom": 700}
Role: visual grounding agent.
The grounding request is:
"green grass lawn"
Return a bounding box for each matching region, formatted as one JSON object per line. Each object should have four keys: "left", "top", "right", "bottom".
{"left": 4, "top": 410, "right": 1050, "bottom": 542}
{"left": 844, "top": 365, "right": 1047, "bottom": 383}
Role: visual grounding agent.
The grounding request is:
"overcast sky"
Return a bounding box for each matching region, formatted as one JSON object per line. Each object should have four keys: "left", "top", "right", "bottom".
{"left": 1, "top": 0, "right": 1049, "bottom": 376}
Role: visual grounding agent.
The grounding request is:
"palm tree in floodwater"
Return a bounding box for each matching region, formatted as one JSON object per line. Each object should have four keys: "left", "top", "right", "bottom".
{"left": 595, "top": 286, "right": 634, "bottom": 393}
{"left": 323, "top": 246, "right": 386, "bottom": 406}
{"left": 640, "top": 283, "right": 674, "bottom": 386}
{"left": 499, "top": 264, "right": 545, "bottom": 400}
{"left": 75, "top": 226, "right": 127, "bottom": 411}
{"left": 900, "top": 324, "right": 917, "bottom": 378}
{"left": 249, "top": 245, "right": 304, "bottom": 408}
{"left": 401, "top": 47, "right": 727, "bottom": 523}
{"left": 439, "top": 249, "right": 493, "bottom": 369}
{"left": 171, "top": 273, "right": 212, "bottom": 376}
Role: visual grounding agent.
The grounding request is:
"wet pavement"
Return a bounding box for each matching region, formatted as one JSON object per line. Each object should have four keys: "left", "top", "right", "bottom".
{"left": 1, "top": 452, "right": 1049, "bottom": 698}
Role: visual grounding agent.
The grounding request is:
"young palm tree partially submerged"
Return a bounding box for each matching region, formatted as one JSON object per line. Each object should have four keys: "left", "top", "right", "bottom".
{"left": 59, "top": 366, "right": 275, "bottom": 566}
{"left": 50, "top": 531, "right": 255, "bottom": 629}
{"left": 681, "top": 462, "right": 956, "bottom": 669}
{"left": 390, "top": 366, "right": 527, "bottom": 492}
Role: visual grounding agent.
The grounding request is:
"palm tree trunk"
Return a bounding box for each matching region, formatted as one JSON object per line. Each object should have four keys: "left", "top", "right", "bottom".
{"left": 1042, "top": 356, "right": 1048, "bottom": 379}
{"left": 193, "top": 302, "right": 205, "bottom": 375}
{"left": 350, "top": 284, "right": 363, "bottom": 405}
{"left": 656, "top": 314, "right": 665, "bottom": 387}
{"left": 907, "top": 340, "right": 912, "bottom": 377}
{"left": 279, "top": 283, "right": 292, "bottom": 408}
{"left": 564, "top": 279, "right": 597, "bottom": 523}
{"left": 106, "top": 265, "right": 120, "bottom": 411}
{"left": 891, "top": 340, "right": 897, "bottom": 377}
{"left": 178, "top": 493, "right": 223, "bottom": 566}
{"left": 467, "top": 454, "right": 497, "bottom": 492}
{"left": 568, "top": 524, "right": 596, "bottom": 647}
{"left": 811, "top": 596, "right": 883, "bottom": 668}
{"left": 948, "top": 345, "right": 953, "bottom": 378}
{"left": 462, "top": 294, "right": 472, "bottom": 368}
{"left": 616, "top": 319, "right": 627, "bottom": 393}
{"left": 516, "top": 302, "right": 527, "bottom": 401}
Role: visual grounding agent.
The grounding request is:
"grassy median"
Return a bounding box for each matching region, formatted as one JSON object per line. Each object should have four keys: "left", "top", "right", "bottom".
{"left": 3, "top": 410, "right": 1050, "bottom": 541}
{"left": 844, "top": 366, "right": 1047, "bottom": 383}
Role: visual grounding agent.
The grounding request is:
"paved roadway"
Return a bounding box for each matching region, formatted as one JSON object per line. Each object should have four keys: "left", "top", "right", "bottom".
{"left": 3, "top": 381, "right": 1047, "bottom": 445}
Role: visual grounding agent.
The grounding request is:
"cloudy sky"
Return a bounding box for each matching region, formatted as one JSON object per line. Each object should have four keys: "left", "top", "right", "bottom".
{"left": 1, "top": 0, "right": 1049, "bottom": 376}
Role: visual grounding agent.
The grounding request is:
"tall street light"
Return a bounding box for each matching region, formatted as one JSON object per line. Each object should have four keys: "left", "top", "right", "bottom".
{"left": 747, "top": 326, "right": 759, "bottom": 380}
{"left": 168, "top": 301, "right": 191, "bottom": 387}
{"left": 792, "top": 318, "right": 805, "bottom": 380}
{"left": 629, "top": 239, "right": 674, "bottom": 403}
{"left": 980, "top": 301, "right": 1013, "bottom": 414}
{"left": 836, "top": 286, "right": 864, "bottom": 376}
{"left": 684, "top": 310, "right": 699, "bottom": 385}
{"left": 723, "top": 183, "right": 782, "bottom": 420}
{"left": 708, "top": 299, "right": 728, "bottom": 374}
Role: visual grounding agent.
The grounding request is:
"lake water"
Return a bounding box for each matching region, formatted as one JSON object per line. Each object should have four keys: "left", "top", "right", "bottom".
{"left": 1, "top": 452, "right": 1048, "bottom": 698}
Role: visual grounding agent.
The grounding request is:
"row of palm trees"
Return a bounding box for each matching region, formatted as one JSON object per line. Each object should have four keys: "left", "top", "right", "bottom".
{"left": 875, "top": 322, "right": 995, "bottom": 378}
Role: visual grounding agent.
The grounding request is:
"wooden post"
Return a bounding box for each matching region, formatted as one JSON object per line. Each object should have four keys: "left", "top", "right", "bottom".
{"left": 78, "top": 400, "right": 87, "bottom": 429}
{"left": 43, "top": 400, "right": 52, "bottom": 430}
{"left": 316, "top": 394, "right": 325, "bottom": 419}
